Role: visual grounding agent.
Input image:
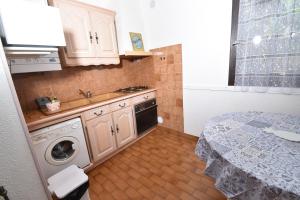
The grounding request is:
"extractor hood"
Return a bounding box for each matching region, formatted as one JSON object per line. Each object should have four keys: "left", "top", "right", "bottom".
{"left": 0, "top": 2, "right": 66, "bottom": 55}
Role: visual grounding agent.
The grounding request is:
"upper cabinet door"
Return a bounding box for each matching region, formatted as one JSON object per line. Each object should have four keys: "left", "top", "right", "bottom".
{"left": 50, "top": 0, "right": 120, "bottom": 66}
{"left": 90, "top": 11, "right": 119, "bottom": 58}
{"left": 113, "top": 107, "right": 136, "bottom": 148}
{"left": 86, "top": 114, "right": 116, "bottom": 162}
{"left": 54, "top": 0, "right": 95, "bottom": 58}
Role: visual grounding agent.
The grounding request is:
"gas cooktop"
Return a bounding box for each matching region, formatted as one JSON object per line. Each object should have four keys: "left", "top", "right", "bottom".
{"left": 115, "top": 86, "right": 149, "bottom": 93}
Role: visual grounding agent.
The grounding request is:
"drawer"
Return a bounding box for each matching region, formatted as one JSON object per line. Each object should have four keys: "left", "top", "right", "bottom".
{"left": 110, "top": 99, "right": 131, "bottom": 112}
{"left": 84, "top": 105, "right": 110, "bottom": 121}
{"left": 131, "top": 92, "right": 156, "bottom": 105}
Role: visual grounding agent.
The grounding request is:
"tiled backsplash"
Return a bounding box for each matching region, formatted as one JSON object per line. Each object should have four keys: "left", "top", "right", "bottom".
{"left": 12, "top": 59, "right": 153, "bottom": 111}
{"left": 12, "top": 44, "right": 183, "bottom": 132}
{"left": 150, "top": 44, "right": 183, "bottom": 132}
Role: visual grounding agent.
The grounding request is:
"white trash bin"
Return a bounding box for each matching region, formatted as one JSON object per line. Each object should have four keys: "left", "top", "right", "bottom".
{"left": 48, "top": 165, "right": 90, "bottom": 200}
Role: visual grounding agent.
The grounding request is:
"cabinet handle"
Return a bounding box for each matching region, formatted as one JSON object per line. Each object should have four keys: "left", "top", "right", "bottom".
{"left": 111, "top": 126, "right": 115, "bottom": 135}
{"left": 116, "top": 124, "right": 119, "bottom": 133}
{"left": 94, "top": 110, "right": 103, "bottom": 116}
{"left": 89, "top": 31, "right": 93, "bottom": 44}
{"left": 144, "top": 96, "right": 149, "bottom": 100}
{"left": 119, "top": 103, "right": 126, "bottom": 108}
{"left": 95, "top": 32, "right": 99, "bottom": 44}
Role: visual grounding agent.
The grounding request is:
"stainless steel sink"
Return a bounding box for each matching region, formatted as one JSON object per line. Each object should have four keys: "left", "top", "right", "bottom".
{"left": 88, "top": 92, "right": 124, "bottom": 103}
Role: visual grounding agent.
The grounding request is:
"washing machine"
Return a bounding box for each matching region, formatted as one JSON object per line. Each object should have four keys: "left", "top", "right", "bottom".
{"left": 31, "top": 118, "right": 91, "bottom": 179}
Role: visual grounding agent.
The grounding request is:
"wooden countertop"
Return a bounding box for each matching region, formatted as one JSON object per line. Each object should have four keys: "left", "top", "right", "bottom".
{"left": 24, "top": 89, "right": 156, "bottom": 131}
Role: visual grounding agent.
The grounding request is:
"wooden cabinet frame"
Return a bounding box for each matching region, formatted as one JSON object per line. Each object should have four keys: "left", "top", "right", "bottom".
{"left": 49, "top": 0, "right": 120, "bottom": 66}
{"left": 84, "top": 104, "right": 136, "bottom": 163}
{"left": 85, "top": 113, "right": 117, "bottom": 162}
{"left": 28, "top": 91, "right": 157, "bottom": 170}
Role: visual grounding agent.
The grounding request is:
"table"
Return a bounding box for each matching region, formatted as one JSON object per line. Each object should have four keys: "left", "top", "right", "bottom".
{"left": 195, "top": 112, "right": 300, "bottom": 200}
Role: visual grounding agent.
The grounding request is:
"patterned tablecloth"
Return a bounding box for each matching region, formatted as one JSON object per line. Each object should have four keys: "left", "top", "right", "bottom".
{"left": 195, "top": 112, "right": 300, "bottom": 200}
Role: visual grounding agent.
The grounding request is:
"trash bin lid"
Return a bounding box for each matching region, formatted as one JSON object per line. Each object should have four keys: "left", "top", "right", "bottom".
{"left": 47, "top": 165, "right": 88, "bottom": 199}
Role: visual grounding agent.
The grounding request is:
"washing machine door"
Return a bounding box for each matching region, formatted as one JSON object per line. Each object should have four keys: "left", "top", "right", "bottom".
{"left": 45, "top": 137, "right": 80, "bottom": 166}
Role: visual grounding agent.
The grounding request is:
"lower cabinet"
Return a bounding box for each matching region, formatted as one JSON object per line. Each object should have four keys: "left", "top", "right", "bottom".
{"left": 113, "top": 107, "right": 135, "bottom": 148}
{"left": 85, "top": 114, "right": 116, "bottom": 162}
{"left": 85, "top": 106, "right": 136, "bottom": 162}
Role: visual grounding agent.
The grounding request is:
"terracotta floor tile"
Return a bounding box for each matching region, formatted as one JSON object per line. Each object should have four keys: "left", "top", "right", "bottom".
{"left": 94, "top": 174, "right": 107, "bottom": 184}
{"left": 97, "top": 191, "right": 115, "bottom": 200}
{"left": 102, "top": 180, "right": 117, "bottom": 193}
{"left": 89, "top": 181, "right": 104, "bottom": 195}
{"left": 111, "top": 189, "right": 130, "bottom": 200}
{"left": 176, "top": 181, "right": 195, "bottom": 194}
{"left": 127, "top": 169, "right": 142, "bottom": 179}
{"left": 115, "top": 170, "right": 130, "bottom": 180}
{"left": 125, "top": 187, "right": 143, "bottom": 199}
{"left": 89, "top": 190, "right": 99, "bottom": 200}
{"left": 150, "top": 174, "right": 166, "bottom": 187}
{"left": 193, "top": 190, "right": 217, "bottom": 200}
{"left": 137, "top": 176, "right": 155, "bottom": 188}
{"left": 166, "top": 194, "right": 181, "bottom": 200}
{"left": 88, "top": 127, "right": 226, "bottom": 200}
{"left": 113, "top": 178, "right": 129, "bottom": 191}
{"left": 127, "top": 177, "right": 143, "bottom": 189}
{"left": 150, "top": 184, "right": 169, "bottom": 198}
{"left": 180, "top": 191, "right": 197, "bottom": 200}
{"left": 138, "top": 185, "right": 156, "bottom": 199}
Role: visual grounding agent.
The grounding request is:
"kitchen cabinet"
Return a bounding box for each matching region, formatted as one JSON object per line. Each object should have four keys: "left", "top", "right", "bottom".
{"left": 89, "top": 11, "right": 119, "bottom": 58}
{"left": 85, "top": 114, "right": 116, "bottom": 162}
{"left": 49, "top": 0, "right": 120, "bottom": 66}
{"left": 84, "top": 104, "right": 136, "bottom": 162}
{"left": 26, "top": 90, "right": 156, "bottom": 166}
{"left": 113, "top": 107, "right": 135, "bottom": 148}
{"left": 54, "top": 1, "right": 94, "bottom": 58}
{"left": 131, "top": 91, "right": 156, "bottom": 104}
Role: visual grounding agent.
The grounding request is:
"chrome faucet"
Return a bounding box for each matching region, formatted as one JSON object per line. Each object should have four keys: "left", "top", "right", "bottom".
{"left": 79, "top": 89, "right": 92, "bottom": 98}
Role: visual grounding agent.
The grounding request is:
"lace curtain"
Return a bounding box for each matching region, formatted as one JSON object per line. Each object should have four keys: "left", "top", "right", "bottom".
{"left": 235, "top": 0, "right": 300, "bottom": 89}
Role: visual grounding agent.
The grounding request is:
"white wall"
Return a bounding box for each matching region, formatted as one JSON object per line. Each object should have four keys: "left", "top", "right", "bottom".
{"left": 0, "top": 43, "right": 48, "bottom": 199}
{"left": 140, "top": 0, "right": 300, "bottom": 136}
{"left": 141, "top": 0, "right": 232, "bottom": 86}
{"left": 4, "top": 0, "right": 48, "bottom": 6}
{"left": 77, "top": 0, "right": 117, "bottom": 11}
{"left": 115, "top": 0, "right": 148, "bottom": 54}
{"left": 184, "top": 88, "right": 300, "bottom": 135}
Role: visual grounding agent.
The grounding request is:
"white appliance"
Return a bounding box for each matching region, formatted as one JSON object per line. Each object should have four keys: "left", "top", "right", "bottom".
{"left": 0, "top": 2, "right": 66, "bottom": 54}
{"left": 7, "top": 51, "right": 62, "bottom": 74}
{"left": 48, "top": 165, "right": 90, "bottom": 200}
{"left": 31, "top": 118, "right": 90, "bottom": 179}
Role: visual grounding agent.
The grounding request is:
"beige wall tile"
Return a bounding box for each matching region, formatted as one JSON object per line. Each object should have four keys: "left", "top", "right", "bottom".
{"left": 150, "top": 44, "right": 184, "bottom": 132}
{"left": 13, "top": 44, "right": 184, "bottom": 133}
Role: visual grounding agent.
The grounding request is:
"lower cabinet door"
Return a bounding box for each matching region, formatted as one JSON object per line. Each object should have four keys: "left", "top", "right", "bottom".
{"left": 86, "top": 114, "right": 116, "bottom": 162}
{"left": 113, "top": 107, "right": 136, "bottom": 148}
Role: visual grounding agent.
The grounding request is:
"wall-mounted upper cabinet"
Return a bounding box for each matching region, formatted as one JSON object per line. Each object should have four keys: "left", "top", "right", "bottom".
{"left": 49, "top": 0, "right": 120, "bottom": 66}
{"left": 90, "top": 11, "right": 119, "bottom": 58}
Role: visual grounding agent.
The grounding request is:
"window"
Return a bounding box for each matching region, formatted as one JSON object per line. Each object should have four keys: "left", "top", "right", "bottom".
{"left": 228, "top": 0, "right": 300, "bottom": 88}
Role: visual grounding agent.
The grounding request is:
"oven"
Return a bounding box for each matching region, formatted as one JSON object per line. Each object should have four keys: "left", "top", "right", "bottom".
{"left": 135, "top": 98, "right": 158, "bottom": 135}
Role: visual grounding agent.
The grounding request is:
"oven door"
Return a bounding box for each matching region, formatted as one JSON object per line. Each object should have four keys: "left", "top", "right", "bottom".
{"left": 135, "top": 105, "right": 158, "bottom": 135}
